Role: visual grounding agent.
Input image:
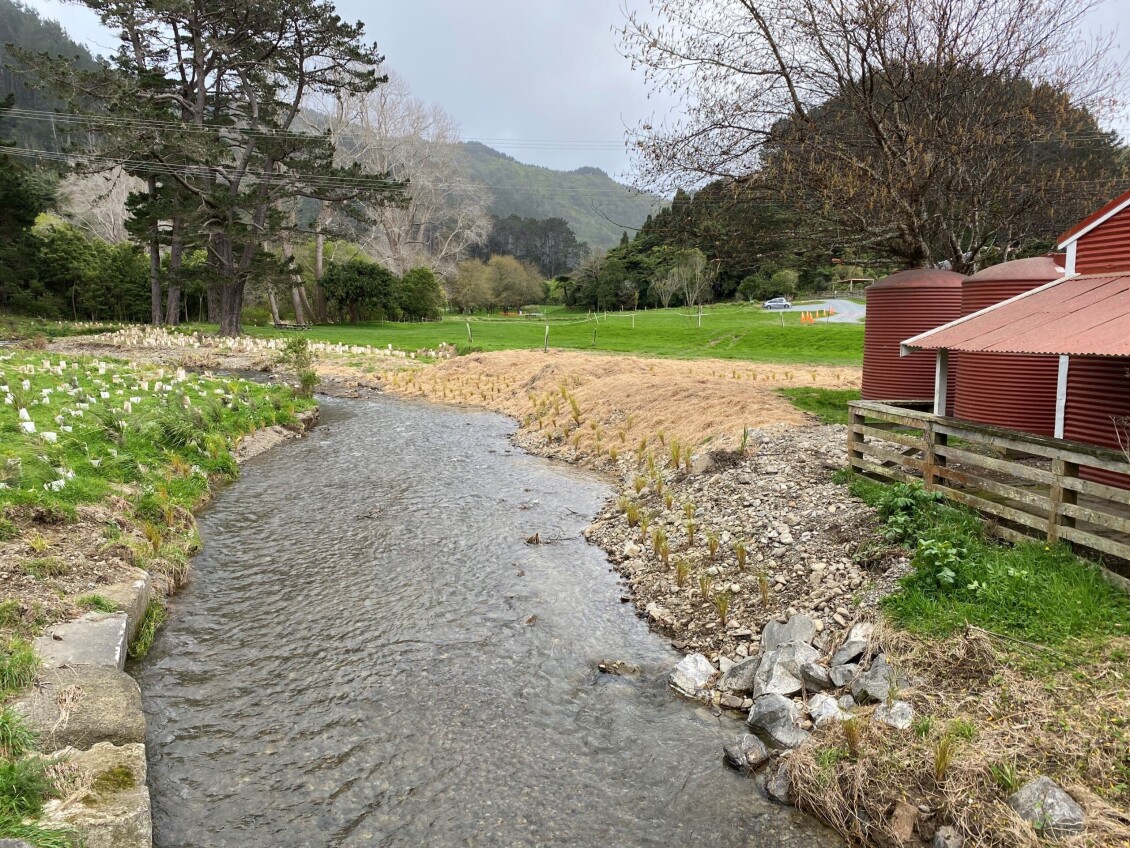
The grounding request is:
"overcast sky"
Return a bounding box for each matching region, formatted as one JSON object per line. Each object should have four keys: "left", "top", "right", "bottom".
{"left": 23, "top": 0, "right": 1130, "bottom": 182}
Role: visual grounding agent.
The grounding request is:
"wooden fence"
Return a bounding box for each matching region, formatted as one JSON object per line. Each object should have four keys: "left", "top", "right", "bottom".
{"left": 847, "top": 400, "right": 1130, "bottom": 589}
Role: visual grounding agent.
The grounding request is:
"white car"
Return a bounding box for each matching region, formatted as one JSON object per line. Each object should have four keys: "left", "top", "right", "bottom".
{"left": 763, "top": 297, "right": 793, "bottom": 310}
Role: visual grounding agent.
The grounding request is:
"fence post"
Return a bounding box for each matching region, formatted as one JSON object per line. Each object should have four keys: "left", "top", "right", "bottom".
{"left": 847, "top": 406, "right": 865, "bottom": 472}
{"left": 1048, "top": 458, "right": 1078, "bottom": 546}
{"left": 923, "top": 423, "right": 938, "bottom": 490}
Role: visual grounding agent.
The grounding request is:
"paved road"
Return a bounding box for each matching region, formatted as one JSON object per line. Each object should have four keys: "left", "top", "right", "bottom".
{"left": 780, "top": 298, "right": 866, "bottom": 323}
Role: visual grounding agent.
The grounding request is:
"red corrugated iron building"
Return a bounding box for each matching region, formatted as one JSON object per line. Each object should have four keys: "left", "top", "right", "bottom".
{"left": 862, "top": 269, "right": 963, "bottom": 410}
{"left": 903, "top": 187, "right": 1130, "bottom": 489}
{"left": 1059, "top": 190, "right": 1130, "bottom": 487}
{"left": 953, "top": 256, "right": 1065, "bottom": 436}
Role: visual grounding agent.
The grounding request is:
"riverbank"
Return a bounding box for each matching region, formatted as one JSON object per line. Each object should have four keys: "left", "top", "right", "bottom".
{"left": 0, "top": 343, "right": 317, "bottom": 846}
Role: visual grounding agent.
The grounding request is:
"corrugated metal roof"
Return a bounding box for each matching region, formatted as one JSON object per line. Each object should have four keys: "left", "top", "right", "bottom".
{"left": 903, "top": 274, "right": 1130, "bottom": 357}
{"left": 1058, "top": 187, "right": 1130, "bottom": 246}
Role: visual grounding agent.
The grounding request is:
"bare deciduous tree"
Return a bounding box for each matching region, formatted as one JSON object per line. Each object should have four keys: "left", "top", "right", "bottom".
{"left": 58, "top": 167, "right": 143, "bottom": 243}
{"left": 310, "top": 72, "right": 492, "bottom": 278}
{"left": 620, "top": 0, "right": 1128, "bottom": 272}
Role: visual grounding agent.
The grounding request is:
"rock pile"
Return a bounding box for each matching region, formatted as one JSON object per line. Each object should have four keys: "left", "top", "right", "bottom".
{"left": 584, "top": 424, "right": 909, "bottom": 663}
{"left": 668, "top": 614, "right": 917, "bottom": 800}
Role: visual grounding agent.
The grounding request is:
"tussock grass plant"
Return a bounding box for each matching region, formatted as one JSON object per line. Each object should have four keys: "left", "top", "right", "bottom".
{"left": 757, "top": 570, "right": 771, "bottom": 605}
{"left": 21, "top": 558, "right": 67, "bottom": 579}
{"left": 697, "top": 572, "right": 712, "bottom": 600}
{"left": 625, "top": 502, "right": 640, "bottom": 528}
{"left": 712, "top": 590, "right": 731, "bottom": 624}
{"left": 664, "top": 492, "right": 674, "bottom": 511}
{"left": 989, "top": 760, "right": 1021, "bottom": 793}
{"left": 633, "top": 476, "right": 647, "bottom": 495}
{"left": 0, "top": 710, "right": 34, "bottom": 761}
{"left": 842, "top": 717, "right": 863, "bottom": 759}
{"left": 76, "top": 595, "right": 117, "bottom": 613}
{"left": 674, "top": 560, "right": 690, "bottom": 587}
{"left": 127, "top": 599, "right": 166, "bottom": 660}
{"left": 652, "top": 527, "right": 667, "bottom": 557}
{"left": 659, "top": 540, "right": 670, "bottom": 569}
{"left": 26, "top": 532, "right": 49, "bottom": 554}
{"left": 685, "top": 520, "right": 697, "bottom": 546}
{"left": 706, "top": 530, "right": 719, "bottom": 561}
{"left": 734, "top": 540, "right": 748, "bottom": 571}
{"left": 932, "top": 735, "right": 955, "bottom": 785}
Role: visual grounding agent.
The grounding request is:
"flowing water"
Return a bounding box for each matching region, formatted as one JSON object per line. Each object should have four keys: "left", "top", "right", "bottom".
{"left": 136, "top": 396, "right": 834, "bottom": 847}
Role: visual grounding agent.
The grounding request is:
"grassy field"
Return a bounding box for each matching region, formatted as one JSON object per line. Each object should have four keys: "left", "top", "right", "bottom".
{"left": 237, "top": 304, "right": 864, "bottom": 366}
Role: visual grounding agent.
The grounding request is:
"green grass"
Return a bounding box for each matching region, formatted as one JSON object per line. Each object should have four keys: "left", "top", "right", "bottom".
{"left": 0, "top": 639, "right": 37, "bottom": 698}
{"left": 0, "top": 711, "right": 76, "bottom": 848}
{"left": 76, "top": 595, "right": 117, "bottom": 613}
{"left": 0, "top": 314, "right": 122, "bottom": 342}
{"left": 127, "top": 598, "right": 166, "bottom": 660}
{"left": 0, "top": 348, "right": 313, "bottom": 525}
{"left": 848, "top": 477, "right": 1130, "bottom": 644}
{"left": 220, "top": 303, "right": 865, "bottom": 366}
{"left": 778, "top": 387, "right": 862, "bottom": 425}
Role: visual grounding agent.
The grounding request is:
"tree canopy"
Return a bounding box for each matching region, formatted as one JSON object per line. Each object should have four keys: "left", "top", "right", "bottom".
{"left": 620, "top": 0, "right": 1129, "bottom": 272}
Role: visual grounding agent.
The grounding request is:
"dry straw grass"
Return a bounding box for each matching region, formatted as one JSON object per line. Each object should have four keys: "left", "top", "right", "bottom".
{"left": 384, "top": 349, "right": 860, "bottom": 463}
{"left": 790, "top": 620, "right": 1130, "bottom": 847}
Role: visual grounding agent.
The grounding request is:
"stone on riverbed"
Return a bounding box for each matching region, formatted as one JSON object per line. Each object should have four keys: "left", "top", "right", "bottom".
{"left": 851, "top": 655, "right": 907, "bottom": 705}
{"left": 800, "top": 661, "right": 834, "bottom": 692}
{"left": 669, "top": 653, "right": 715, "bottom": 698}
{"left": 762, "top": 614, "right": 816, "bottom": 653}
{"left": 751, "top": 641, "right": 822, "bottom": 699}
{"left": 807, "top": 692, "right": 848, "bottom": 728}
{"left": 722, "top": 733, "right": 772, "bottom": 774}
{"left": 874, "top": 700, "right": 915, "bottom": 730}
{"left": 764, "top": 757, "right": 795, "bottom": 804}
{"left": 718, "top": 656, "right": 760, "bottom": 694}
{"left": 1007, "top": 776, "right": 1085, "bottom": 838}
{"left": 747, "top": 694, "right": 810, "bottom": 749}
{"left": 831, "top": 621, "right": 874, "bottom": 666}
{"left": 830, "top": 663, "right": 859, "bottom": 688}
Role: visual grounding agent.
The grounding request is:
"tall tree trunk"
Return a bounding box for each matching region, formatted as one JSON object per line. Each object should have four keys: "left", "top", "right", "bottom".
{"left": 290, "top": 287, "right": 306, "bottom": 324}
{"left": 207, "top": 283, "right": 221, "bottom": 323}
{"left": 299, "top": 286, "right": 314, "bottom": 322}
{"left": 148, "top": 176, "right": 162, "bottom": 325}
{"left": 312, "top": 208, "right": 329, "bottom": 322}
{"left": 219, "top": 281, "right": 244, "bottom": 336}
{"left": 164, "top": 217, "right": 184, "bottom": 326}
{"left": 267, "top": 285, "right": 281, "bottom": 324}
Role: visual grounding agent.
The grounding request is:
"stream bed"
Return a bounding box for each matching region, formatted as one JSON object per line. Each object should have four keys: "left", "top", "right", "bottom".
{"left": 136, "top": 395, "right": 834, "bottom": 847}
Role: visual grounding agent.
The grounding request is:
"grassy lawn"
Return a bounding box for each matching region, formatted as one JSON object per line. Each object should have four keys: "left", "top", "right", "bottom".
{"left": 232, "top": 304, "right": 864, "bottom": 366}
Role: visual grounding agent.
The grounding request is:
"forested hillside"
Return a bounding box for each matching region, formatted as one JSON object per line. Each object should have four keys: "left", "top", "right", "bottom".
{"left": 0, "top": 0, "right": 99, "bottom": 151}
{"left": 459, "top": 141, "right": 661, "bottom": 249}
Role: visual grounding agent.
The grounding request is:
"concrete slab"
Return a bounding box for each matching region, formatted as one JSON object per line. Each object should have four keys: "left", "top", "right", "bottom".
{"left": 45, "top": 742, "right": 152, "bottom": 848}
{"left": 12, "top": 665, "right": 145, "bottom": 750}
{"left": 34, "top": 612, "right": 128, "bottom": 671}
{"left": 95, "top": 572, "right": 152, "bottom": 644}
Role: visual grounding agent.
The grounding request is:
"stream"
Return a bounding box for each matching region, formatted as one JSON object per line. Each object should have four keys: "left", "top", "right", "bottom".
{"left": 136, "top": 395, "right": 834, "bottom": 847}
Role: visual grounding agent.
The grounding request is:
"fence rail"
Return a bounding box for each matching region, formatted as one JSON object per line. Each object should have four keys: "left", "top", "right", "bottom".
{"left": 847, "top": 400, "right": 1130, "bottom": 592}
